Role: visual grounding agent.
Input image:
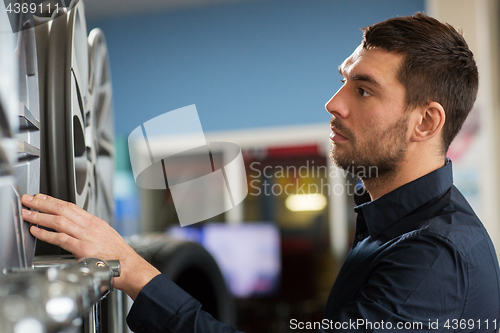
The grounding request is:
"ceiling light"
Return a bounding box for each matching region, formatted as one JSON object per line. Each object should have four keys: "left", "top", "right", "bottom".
{"left": 285, "top": 193, "right": 327, "bottom": 212}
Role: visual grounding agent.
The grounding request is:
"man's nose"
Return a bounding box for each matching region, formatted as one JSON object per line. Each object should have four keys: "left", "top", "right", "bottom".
{"left": 325, "top": 87, "right": 349, "bottom": 119}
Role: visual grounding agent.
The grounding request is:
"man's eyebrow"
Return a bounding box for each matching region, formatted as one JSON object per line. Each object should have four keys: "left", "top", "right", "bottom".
{"left": 351, "top": 73, "right": 380, "bottom": 87}
{"left": 338, "top": 66, "right": 381, "bottom": 87}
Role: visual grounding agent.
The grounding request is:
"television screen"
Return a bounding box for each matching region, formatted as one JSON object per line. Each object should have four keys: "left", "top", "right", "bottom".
{"left": 167, "top": 223, "right": 281, "bottom": 298}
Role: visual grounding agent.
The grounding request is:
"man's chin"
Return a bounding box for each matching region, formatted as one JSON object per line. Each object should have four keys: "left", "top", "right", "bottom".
{"left": 329, "top": 147, "right": 351, "bottom": 169}
{"left": 329, "top": 151, "right": 379, "bottom": 180}
{"left": 329, "top": 154, "right": 356, "bottom": 175}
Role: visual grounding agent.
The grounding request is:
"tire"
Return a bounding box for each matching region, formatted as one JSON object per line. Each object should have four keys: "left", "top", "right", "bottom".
{"left": 129, "top": 234, "right": 236, "bottom": 326}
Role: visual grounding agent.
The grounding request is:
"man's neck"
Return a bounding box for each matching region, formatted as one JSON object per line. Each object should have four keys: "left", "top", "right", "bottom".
{"left": 362, "top": 155, "right": 446, "bottom": 201}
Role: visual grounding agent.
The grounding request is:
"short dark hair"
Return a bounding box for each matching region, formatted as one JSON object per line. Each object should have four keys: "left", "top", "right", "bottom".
{"left": 362, "top": 13, "right": 478, "bottom": 152}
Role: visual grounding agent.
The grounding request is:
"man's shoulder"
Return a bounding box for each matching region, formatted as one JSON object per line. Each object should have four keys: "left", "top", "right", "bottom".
{"left": 424, "top": 185, "right": 491, "bottom": 257}
{"left": 386, "top": 184, "right": 496, "bottom": 267}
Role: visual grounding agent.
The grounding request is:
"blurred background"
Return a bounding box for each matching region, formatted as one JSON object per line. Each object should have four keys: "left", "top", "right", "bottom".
{"left": 81, "top": 0, "right": 500, "bottom": 331}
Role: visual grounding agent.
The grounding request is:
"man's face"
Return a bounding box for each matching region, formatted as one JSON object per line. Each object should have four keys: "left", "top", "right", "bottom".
{"left": 326, "top": 45, "right": 410, "bottom": 179}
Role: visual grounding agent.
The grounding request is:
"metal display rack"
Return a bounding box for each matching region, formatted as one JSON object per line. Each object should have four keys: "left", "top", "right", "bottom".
{"left": 0, "top": 1, "right": 120, "bottom": 332}
{"left": 0, "top": 2, "right": 233, "bottom": 332}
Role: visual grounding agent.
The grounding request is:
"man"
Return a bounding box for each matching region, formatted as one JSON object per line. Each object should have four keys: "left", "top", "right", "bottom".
{"left": 21, "top": 13, "right": 500, "bottom": 332}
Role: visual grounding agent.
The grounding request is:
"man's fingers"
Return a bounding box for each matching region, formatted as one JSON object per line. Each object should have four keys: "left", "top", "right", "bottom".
{"left": 29, "top": 225, "right": 81, "bottom": 255}
{"left": 21, "top": 194, "right": 96, "bottom": 227}
{"left": 22, "top": 209, "right": 83, "bottom": 239}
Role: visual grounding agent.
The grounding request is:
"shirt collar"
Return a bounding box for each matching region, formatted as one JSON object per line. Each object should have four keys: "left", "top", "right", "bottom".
{"left": 354, "top": 159, "right": 453, "bottom": 240}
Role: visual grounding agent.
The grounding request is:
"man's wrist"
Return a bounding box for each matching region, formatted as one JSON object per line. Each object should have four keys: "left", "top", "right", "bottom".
{"left": 116, "top": 255, "right": 161, "bottom": 300}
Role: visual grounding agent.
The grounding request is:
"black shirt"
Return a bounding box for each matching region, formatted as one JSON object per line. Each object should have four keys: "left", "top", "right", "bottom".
{"left": 324, "top": 159, "right": 500, "bottom": 331}
{"left": 127, "top": 160, "right": 500, "bottom": 332}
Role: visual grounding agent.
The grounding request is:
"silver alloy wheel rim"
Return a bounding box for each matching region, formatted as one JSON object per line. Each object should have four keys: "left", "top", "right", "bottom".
{"left": 46, "top": 0, "right": 114, "bottom": 222}
{"left": 0, "top": 11, "right": 25, "bottom": 270}
{"left": 68, "top": 0, "right": 92, "bottom": 211}
{"left": 88, "top": 28, "right": 115, "bottom": 224}
{"left": 14, "top": 24, "right": 41, "bottom": 268}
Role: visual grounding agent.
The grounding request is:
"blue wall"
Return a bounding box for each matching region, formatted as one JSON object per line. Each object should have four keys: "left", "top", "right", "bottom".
{"left": 89, "top": 0, "right": 424, "bottom": 137}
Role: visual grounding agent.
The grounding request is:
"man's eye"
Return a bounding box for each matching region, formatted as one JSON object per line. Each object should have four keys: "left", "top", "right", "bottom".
{"left": 340, "top": 78, "right": 346, "bottom": 84}
{"left": 358, "top": 88, "right": 371, "bottom": 97}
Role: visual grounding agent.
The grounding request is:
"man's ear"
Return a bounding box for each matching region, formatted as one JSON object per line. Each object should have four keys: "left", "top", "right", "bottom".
{"left": 411, "top": 101, "right": 445, "bottom": 142}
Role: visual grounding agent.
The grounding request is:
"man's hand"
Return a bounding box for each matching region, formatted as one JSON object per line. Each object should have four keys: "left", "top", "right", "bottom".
{"left": 21, "top": 193, "right": 161, "bottom": 300}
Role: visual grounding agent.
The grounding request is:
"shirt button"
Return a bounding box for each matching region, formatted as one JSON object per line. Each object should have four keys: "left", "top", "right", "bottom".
{"left": 357, "top": 234, "right": 363, "bottom": 240}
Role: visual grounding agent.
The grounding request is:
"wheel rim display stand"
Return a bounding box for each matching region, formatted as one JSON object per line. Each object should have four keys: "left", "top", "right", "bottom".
{"left": 0, "top": 1, "right": 118, "bottom": 332}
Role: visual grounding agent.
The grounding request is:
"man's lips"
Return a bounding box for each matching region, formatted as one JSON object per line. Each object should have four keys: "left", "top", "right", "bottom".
{"left": 330, "top": 127, "right": 348, "bottom": 142}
